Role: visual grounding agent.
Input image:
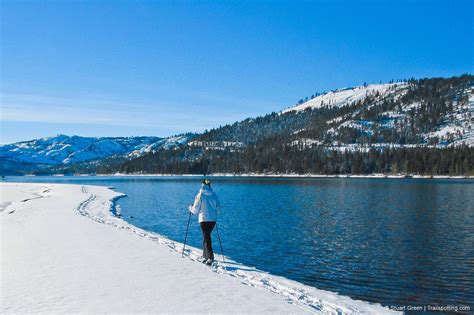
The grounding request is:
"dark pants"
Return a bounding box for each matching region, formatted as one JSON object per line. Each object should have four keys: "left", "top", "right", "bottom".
{"left": 200, "top": 221, "right": 216, "bottom": 260}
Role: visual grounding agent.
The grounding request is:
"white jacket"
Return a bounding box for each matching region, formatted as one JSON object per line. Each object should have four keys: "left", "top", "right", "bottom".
{"left": 189, "top": 185, "right": 220, "bottom": 222}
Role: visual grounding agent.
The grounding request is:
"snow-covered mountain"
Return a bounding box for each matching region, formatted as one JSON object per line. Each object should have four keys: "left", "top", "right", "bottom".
{"left": 0, "top": 134, "right": 193, "bottom": 171}
{"left": 282, "top": 81, "right": 473, "bottom": 149}
{"left": 1, "top": 75, "right": 472, "bottom": 175}
{"left": 119, "top": 75, "right": 472, "bottom": 176}
{"left": 193, "top": 77, "right": 472, "bottom": 151}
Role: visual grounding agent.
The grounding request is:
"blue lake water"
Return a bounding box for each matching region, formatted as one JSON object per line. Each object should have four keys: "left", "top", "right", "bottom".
{"left": 6, "top": 176, "right": 474, "bottom": 310}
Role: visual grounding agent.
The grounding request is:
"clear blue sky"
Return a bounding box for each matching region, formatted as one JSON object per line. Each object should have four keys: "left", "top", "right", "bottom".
{"left": 1, "top": 0, "right": 472, "bottom": 143}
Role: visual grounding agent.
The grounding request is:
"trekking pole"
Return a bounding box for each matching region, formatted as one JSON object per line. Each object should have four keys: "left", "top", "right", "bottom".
{"left": 181, "top": 210, "right": 192, "bottom": 258}
{"left": 215, "top": 223, "right": 226, "bottom": 264}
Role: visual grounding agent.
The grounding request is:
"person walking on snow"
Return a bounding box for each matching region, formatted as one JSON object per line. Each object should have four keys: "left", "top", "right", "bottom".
{"left": 189, "top": 179, "right": 221, "bottom": 265}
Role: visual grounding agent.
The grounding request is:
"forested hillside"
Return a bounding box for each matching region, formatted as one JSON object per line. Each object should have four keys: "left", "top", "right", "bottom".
{"left": 118, "top": 75, "right": 473, "bottom": 176}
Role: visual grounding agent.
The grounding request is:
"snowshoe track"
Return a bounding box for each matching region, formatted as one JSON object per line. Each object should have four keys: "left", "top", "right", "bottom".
{"left": 74, "top": 185, "right": 392, "bottom": 314}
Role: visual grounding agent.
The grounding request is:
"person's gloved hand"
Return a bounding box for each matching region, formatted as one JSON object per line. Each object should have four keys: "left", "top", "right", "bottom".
{"left": 188, "top": 205, "right": 193, "bottom": 214}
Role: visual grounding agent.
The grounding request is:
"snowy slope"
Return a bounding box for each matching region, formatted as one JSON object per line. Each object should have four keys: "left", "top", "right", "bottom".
{"left": 282, "top": 83, "right": 407, "bottom": 113}
{"left": 0, "top": 134, "right": 193, "bottom": 166}
{"left": 128, "top": 134, "right": 190, "bottom": 157}
{"left": 284, "top": 81, "right": 473, "bottom": 149}
{"left": 423, "top": 87, "right": 473, "bottom": 146}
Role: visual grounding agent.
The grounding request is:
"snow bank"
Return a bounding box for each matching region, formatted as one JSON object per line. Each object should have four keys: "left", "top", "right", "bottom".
{"left": 1, "top": 183, "right": 398, "bottom": 314}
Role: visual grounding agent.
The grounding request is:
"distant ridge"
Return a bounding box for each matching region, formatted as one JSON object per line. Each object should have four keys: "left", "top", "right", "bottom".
{"left": 1, "top": 75, "right": 472, "bottom": 175}
{"left": 0, "top": 134, "right": 194, "bottom": 174}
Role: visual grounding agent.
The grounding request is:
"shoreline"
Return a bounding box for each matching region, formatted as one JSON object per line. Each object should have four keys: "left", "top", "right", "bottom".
{"left": 1, "top": 182, "right": 398, "bottom": 314}
{"left": 16, "top": 173, "right": 474, "bottom": 179}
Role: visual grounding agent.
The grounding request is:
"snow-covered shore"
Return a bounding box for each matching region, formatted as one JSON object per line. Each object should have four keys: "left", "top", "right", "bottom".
{"left": 1, "top": 183, "right": 398, "bottom": 314}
